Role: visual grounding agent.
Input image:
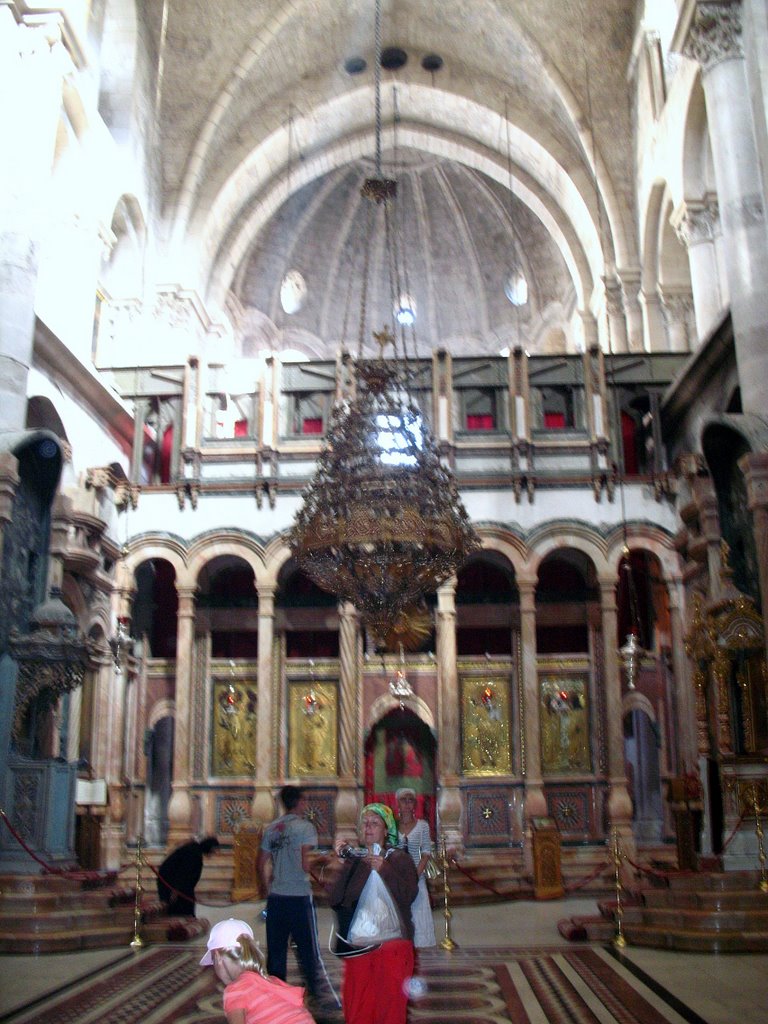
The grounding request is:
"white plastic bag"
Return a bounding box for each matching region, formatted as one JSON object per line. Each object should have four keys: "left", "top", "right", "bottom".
{"left": 347, "top": 870, "right": 403, "bottom": 946}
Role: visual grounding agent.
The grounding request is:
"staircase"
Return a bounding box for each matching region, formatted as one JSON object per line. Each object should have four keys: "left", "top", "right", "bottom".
{"left": 559, "top": 870, "right": 768, "bottom": 952}
{"left": 0, "top": 873, "right": 209, "bottom": 953}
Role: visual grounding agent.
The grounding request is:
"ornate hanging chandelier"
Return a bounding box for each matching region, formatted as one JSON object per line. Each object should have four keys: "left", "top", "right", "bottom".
{"left": 290, "top": 325, "right": 479, "bottom": 644}
{"left": 289, "top": 0, "right": 478, "bottom": 644}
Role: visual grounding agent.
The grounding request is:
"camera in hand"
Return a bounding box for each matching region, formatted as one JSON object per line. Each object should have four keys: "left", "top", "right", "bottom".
{"left": 339, "top": 845, "right": 369, "bottom": 859}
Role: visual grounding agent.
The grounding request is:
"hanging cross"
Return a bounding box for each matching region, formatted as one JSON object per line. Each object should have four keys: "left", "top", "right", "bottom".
{"left": 372, "top": 325, "right": 394, "bottom": 359}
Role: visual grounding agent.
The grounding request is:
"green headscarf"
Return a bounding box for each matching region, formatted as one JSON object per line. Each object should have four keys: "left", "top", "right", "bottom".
{"left": 360, "top": 802, "right": 398, "bottom": 847}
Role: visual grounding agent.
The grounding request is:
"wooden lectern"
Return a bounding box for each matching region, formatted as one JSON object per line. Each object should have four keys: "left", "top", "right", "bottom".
{"left": 231, "top": 826, "right": 264, "bottom": 902}
{"left": 531, "top": 816, "right": 564, "bottom": 899}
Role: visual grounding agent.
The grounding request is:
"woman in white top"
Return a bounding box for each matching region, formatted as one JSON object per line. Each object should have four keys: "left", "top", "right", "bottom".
{"left": 395, "top": 788, "right": 436, "bottom": 948}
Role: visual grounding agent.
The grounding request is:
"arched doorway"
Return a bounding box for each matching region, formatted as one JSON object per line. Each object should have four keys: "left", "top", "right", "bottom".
{"left": 364, "top": 707, "right": 437, "bottom": 833}
{"left": 623, "top": 700, "right": 663, "bottom": 844}
{"left": 144, "top": 714, "right": 174, "bottom": 846}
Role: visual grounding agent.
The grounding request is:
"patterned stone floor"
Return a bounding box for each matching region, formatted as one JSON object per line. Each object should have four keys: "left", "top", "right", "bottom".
{"left": 0, "top": 943, "right": 712, "bottom": 1024}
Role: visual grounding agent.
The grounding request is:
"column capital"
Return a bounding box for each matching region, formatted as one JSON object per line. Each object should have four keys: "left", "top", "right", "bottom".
{"left": 517, "top": 576, "right": 537, "bottom": 606}
{"left": 338, "top": 600, "right": 361, "bottom": 622}
{"left": 257, "top": 588, "right": 275, "bottom": 616}
{"left": 671, "top": 197, "right": 720, "bottom": 247}
{"left": 597, "top": 577, "right": 618, "bottom": 608}
{"left": 604, "top": 278, "right": 625, "bottom": 318}
{"left": 738, "top": 451, "right": 768, "bottom": 510}
{"left": 659, "top": 287, "right": 695, "bottom": 323}
{"left": 679, "top": 1, "right": 743, "bottom": 74}
{"left": 176, "top": 586, "right": 197, "bottom": 614}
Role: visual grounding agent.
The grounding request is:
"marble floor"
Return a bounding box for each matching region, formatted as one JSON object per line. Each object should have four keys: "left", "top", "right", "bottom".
{"left": 0, "top": 896, "right": 766, "bottom": 1022}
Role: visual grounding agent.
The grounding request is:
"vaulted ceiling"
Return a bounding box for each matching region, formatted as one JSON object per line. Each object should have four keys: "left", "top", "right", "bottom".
{"left": 138, "top": 0, "right": 640, "bottom": 356}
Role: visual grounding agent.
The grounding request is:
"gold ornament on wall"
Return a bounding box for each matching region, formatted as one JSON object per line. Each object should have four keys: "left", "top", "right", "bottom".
{"left": 461, "top": 677, "right": 511, "bottom": 775}
{"left": 288, "top": 678, "right": 338, "bottom": 777}
{"left": 212, "top": 662, "right": 257, "bottom": 776}
{"left": 540, "top": 675, "right": 590, "bottom": 773}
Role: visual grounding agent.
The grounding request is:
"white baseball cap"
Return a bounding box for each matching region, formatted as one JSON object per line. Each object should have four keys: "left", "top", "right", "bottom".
{"left": 199, "top": 918, "right": 254, "bottom": 965}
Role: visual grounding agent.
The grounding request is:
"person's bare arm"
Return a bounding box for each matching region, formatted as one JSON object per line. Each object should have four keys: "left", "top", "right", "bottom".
{"left": 416, "top": 852, "right": 430, "bottom": 877}
{"left": 225, "top": 1008, "right": 247, "bottom": 1024}
{"left": 257, "top": 849, "right": 271, "bottom": 897}
{"left": 301, "top": 843, "right": 313, "bottom": 874}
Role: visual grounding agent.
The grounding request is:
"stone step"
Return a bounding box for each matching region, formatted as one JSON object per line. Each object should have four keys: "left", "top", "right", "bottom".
{"left": 623, "top": 923, "right": 768, "bottom": 953}
{"left": 622, "top": 905, "right": 768, "bottom": 932}
{"left": 664, "top": 869, "right": 762, "bottom": 891}
{"left": 0, "top": 904, "right": 136, "bottom": 934}
{"left": 0, "top": 924, "right": 136, "bottom": 955}
{"left": 641, "top": 888, "right": 768, "bottom": 911}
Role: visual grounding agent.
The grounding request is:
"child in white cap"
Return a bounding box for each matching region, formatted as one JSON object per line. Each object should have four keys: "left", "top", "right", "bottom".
{"left": 201, "top": 918, "right": 317, "bottom": 1024}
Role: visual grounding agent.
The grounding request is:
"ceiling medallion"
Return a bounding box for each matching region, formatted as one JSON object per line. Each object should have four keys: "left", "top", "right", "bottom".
{"left": 290, "top": 321, "right": 479, "bottom": 645}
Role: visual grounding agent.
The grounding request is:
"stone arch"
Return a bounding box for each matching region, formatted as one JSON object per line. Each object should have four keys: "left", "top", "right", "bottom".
{"left": 681, "top": 75, "right": 716, "bottom": 201}
{"left": 120, "top": 538, "right": 187, "bottom": 584}
{"left": 364, "top": 701, "right": 438, "bottom": 832}
{"left": 525, "top": 521, "right": 610, "bottom": 578}
{"left": 476, "top": 526, "right": 529, "bottom": 573}
{"left": 622, "top": 689, "right": 656, "bottom": 722}
{"left": 367, "top": 693, "right": 435, "bottom": 734}
{"left": 203, "top": 109, "right": 598, "bottom": 316}
{"left": 701, "top": 418, "right": 762, "bottom": 603}
{"left": 101, "top": 193, "right": 146, "bottom": 301}
{"left": 96, "top": 0, "right": 140, "bottom": 144}
{"left": 25, "top": 396, "right": 68, "bottom": 440}
{"left": 186, "top": 532, "right": 267, "bottom": 590}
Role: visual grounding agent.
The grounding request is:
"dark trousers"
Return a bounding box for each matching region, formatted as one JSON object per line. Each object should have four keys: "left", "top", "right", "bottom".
{"left": 266, "top": 893, "right": 324, "bottom": 996}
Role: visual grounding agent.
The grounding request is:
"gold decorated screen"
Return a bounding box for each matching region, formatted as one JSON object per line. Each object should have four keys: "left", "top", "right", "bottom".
{"left": 460, "top": 677, "right": 511, "bottom": 775}
{"left": 288, "top": 680, "right": 338, "bottom": 777}
{"left": 539, "top": 676, "right": 590, "bottom": 773}
{"left": 212, "top": 678, "right": 258, "bottom": 776}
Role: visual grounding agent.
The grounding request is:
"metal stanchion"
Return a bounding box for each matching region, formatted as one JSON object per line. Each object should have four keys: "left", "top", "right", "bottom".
{"left": 130, "top": 836, "right": 145, "bottom": 949}
{"left": 749, "top": 784, "right": 768, "bottom": 893}
{"left": 611, "top": 827, "right": 626, "bottom": 949}
{"left": 438, "top": 835, "right": 457, "bottom": 951}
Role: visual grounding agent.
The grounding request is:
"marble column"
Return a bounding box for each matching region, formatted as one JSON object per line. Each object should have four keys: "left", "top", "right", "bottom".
{"left": 435, "top": 579, "right": 462, "bottom": 849}
{"left": 604, "top": 278, "right": 630, "bottom": 354}
{"left": 252, "top": 585, "right": 276, "bottom": 825}
{"left": 518, "top": 580, "right": 547, "bottom": 824}
{"left": 641, "top": 291, "right": 668, "bottom": 353}
{"left": 618, "top": 269, "right": 646, "bottom": 352}
{"left": 336, "top": 601, "right": 362, "bottom": 841}
{"left": 668, "top": 583, "right": 698, "bottom": 768}
{"left": 659, "top": 288, "right": 695, "bottom": 352}
{"left": 679, "top": 1, "right": 768, "bottom": 414}
{"left": 579, "top": 310, "right": 600, "bottom": 352}
{"left": 166, "top": 586, "right": 196, "bottom": 845}
{"left": 598, "top": 578, "right": 635, "bottom": 860}
{"left": 671, "top": 197, "right": 724, "bottom": 341}
{"left": 739, "top": 452, "right": 768, "bottom": 664}
{"left": 0, "top": 13, "right": 69, "bottom": 432}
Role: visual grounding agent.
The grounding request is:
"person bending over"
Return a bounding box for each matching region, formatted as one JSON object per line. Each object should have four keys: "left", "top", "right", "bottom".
{"left": 200, "top": 917, "right": 317, "bottom": 1024}
{"left": 157, "top": 835, "right": 220, "bottom": 916}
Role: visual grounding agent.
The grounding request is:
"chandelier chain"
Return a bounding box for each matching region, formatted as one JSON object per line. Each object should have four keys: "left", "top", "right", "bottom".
{"left": 374, "top": 0, "right": 383, "bottom": 179}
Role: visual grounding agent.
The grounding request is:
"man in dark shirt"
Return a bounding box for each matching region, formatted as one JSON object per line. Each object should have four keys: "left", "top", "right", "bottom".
{"left": 157, "top": 835, "right": 220, "bottom": 915}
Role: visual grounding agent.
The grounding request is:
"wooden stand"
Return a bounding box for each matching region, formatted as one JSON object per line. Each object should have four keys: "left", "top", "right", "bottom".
{"left": 531, "top": 816, "right": 564, "bottom": 899}
{"left": 231, "top": 827, "right": 264, "bottom": 902}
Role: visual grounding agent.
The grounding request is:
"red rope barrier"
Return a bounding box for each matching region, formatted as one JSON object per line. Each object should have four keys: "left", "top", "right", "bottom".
{"left": 563, "top": 858, "right": 612, "bottom": 892}
{"left": 449, "top": 858, "right": 533, "bottom": 900}
{"left": 722, "top": 809, "right": 748, "bottom": 851}
{"left": 144, "top": 858, "right": 262, "bottom": 909}
{"left": 0, "top": 808, "right": 116, "bottom": 882}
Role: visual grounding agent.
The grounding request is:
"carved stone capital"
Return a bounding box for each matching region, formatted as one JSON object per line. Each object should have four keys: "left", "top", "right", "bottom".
{"left": 739, "top": 452, "right": 768, "bottom": 511}
{"left": 604, "top": 279, "right": 625, "bottom": 319}
{"left": 682, "top": 2, "right": 743, "bottom": 73}
{"left": 671, "top": 197, "right": 720, "bottom": 247}
{"left": 660, "top": 288, "right": 694, "bottom": 323}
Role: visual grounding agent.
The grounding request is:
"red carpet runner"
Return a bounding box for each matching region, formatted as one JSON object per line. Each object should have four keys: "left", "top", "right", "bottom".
{"left": 1, "top": 945, "right": 708, "bottom": 1024}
